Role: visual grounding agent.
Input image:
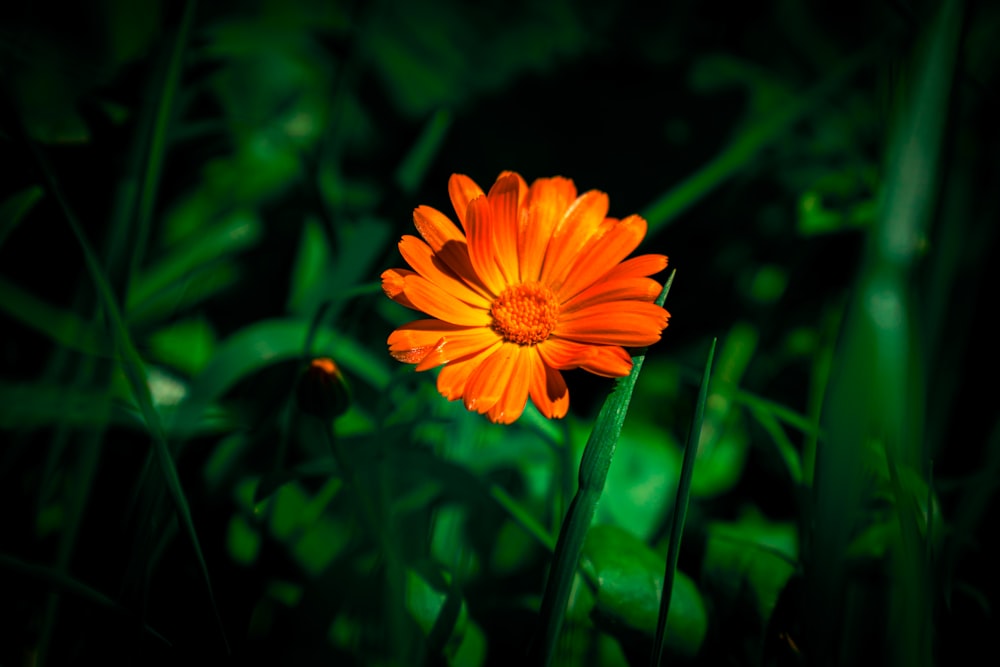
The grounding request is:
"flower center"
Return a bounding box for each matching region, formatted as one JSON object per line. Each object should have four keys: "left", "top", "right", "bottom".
{"left": 490, "top": 282, "right": 560, "bottom": 346}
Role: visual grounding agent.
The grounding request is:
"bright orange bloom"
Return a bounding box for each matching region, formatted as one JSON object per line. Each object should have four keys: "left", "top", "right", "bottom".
{"left": 381, "top": 172, "right": 670, "bottom": 424}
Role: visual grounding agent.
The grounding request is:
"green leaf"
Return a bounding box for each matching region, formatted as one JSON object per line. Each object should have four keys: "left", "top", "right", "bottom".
{"left": 595, "top": 426, "right": 679, "bottom": 542}
{"left": 702, "top": 510, "right": 798, "bottom": 622}
{"left": 127, "top": 209, "right": 262, "bottom": 320}
{"left": 582, "top": 525, "right": 707, "bottom": 659}
{"left": 146, "top": 318, "right": 216, "bottom": 376}
{"left": 0, "top": 185, "right": 44, "bottom": 249}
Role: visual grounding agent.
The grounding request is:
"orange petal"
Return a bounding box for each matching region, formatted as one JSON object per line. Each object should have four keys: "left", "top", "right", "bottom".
{"left": 436, "top": 340, "right": 503, "bottom": 401}
{"left": 486, "top": 346, "right": 536, "bottom": 424}
{"left": 529, "top": 357, "right": 569, "bottom": 419}
{"left": 537, "top": 338, "right": 632, "bottom": 377}
{"left": 560, "top": 277, "right": 663, "bottom": 314}
{"left": 601, "top": 254, "right": 669, "bottom": 281}
{"left": 554, "top": 301, "right": 670, "bottom": 346}
{"left": 465, "top": 195, "right": 506, "bottom": 295}
{"left": 518, "top": 177, "right": 577, "bottom": 283}
{"left": 536, "top": 337, "right": 591, "bottom": 370}
{"left": 541, "top": 190, "right": 609, "bottom": 290}
{"left": 557, "top": 215, "right": 648, "bottom": 301}
{"left": 398, "top": 235, "right": 491, "bottom": 308}
{"left": 381, "top": 268, "right": 418, "bottom": 310}
{"left": 580, "top": 345, "right": 634, "bottom": 377}
{"left": 496, "top": 170, "right": 529, "bottom": 208}
{"left": 448, "top": 174, "right": 485, "bottom": 231}
{"left": 416, "top": 327, "right": 501, "bottom": 371}
{"left": 388, "top": 319, "right": 495, "bottom": 369}
{"left": 403, "top": 274, "right": 492, "bottom": 326}
{"left": 463, "top": 343, "right": 524, "bottom": 415}
{"left": 487, "top": 173, "right": 522, "bottom": 285}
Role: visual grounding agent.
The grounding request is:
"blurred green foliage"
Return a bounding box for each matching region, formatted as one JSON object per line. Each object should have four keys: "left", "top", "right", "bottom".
{"left": 1, "top": 0, "right": 998, "bottom": 665}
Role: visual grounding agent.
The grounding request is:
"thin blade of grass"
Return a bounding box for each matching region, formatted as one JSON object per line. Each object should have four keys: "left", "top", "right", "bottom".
{"left": 534, "top": 271, "right": 674, "bottom": 667}
{"left": 642, "top": 46, "right": 877, "bottom": 234}
{"left": 651, "top": 337, "right": 716, "bottom": 667}
{"left": 395, "top": 108, "right": 451, "bottom": 194}
{"left": 31, "top": 143, "right": 229, "bottom": 653}
{"left": 0, "top": 553, "right": 172, "bottom": 646}
{"left": 128, "top": 0, "right": 197, "bottom": 284}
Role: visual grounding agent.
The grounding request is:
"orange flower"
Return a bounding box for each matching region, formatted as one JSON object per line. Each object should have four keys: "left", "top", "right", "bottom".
{"left": 381, "top": 172, "right": 670, "bottom": 424}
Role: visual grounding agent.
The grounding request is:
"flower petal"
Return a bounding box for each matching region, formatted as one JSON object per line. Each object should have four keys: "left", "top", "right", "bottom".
{"left": 541, "top": 190, "right": 609, "bottom": 290}
{"left": 465, "top": 195, "right": 506, "bottom": 295}
{"left": 518, "top": 177, "right": 578, "bottom": 283}
{"left": 554, "top": 301, "right": 670, "bottom": 346}
{"left": 381, "top": 268, "right": 417, "bottom": 310}
{"left": 557, "top": 215, "right": 649, "bottom": 301}
{"left": 448, "top": 174, "right": 485, "bottom": 231}
{"left": 537, "top": 337, "right": 631, "bottom": 377}
{"left": 487, "top": 172, "right": 522, "bottom": 285}
{"left": 398, "top": 235, "right": 491, "bottom": 307}
{"left": 529, "top": 357, "right": 569, "bottom": 419}
{"left": 403, "top": 273, "right": 492, "bottom": 326}
{"left": 601, "top": 253, "right": 669, "bottom": 281}
{"left": 486, "top": 346, "right": 536, "bottom": 424}
{"left": 560, "top": 277, "right": 663, "bottom": 314}
{"left": 581, "top": 345, "right": 634, "bottom": 377}
{"left": 437, "top": 340, "right": 503, "bottom": 401}
{"left": 415, "top": 327, "right": 502, "bottom": 372}
{"left": 387, "top": 319, "right": 497, "bottom": 369}
{"left": 463, "top": 343, "right": 524, "bottom": 415}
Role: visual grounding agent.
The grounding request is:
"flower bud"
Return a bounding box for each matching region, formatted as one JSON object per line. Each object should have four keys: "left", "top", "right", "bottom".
{"left": 297, "top": 357, "right": 350, "bottom": 420}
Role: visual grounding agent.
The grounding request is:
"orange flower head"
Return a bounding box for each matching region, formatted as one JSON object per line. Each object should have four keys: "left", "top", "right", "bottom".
{"left": 381, "top": 171, "right": 670, "bottom": 424}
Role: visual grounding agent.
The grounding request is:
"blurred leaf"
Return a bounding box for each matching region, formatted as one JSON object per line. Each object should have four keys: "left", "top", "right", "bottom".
{"left": 0, "top": 276, "right": 111, "bottom": 357}
{"left": 368, "top": 1, "right": 587, "bottom": 118}
{"left": 406, "top": 565, "right": 468, "bottom": 659}
{"left": 227, "top": 514, "right": 261, "bottom": 566}
{"left": 0, "top": 185, "right": 44, "bottom": 249}
{"left": 582, "top": 524, "right": 707, "bottom": 658}
{"left": 0, "top": 381, "right": 113, "bottom": 430}
{"left": 595, "top": 426, "right": 678, "bottom": 542}
{"left": 146, "top": 318, "right": 216, "bottom": 376}
{"left": 703, "top": 509, "right": 798, "bottom": 622}
{"left": 287, "top": 217, "right": 332, "bottom": 313}
{"left": 127, "top": 209, "right": 262, "bottom": 318}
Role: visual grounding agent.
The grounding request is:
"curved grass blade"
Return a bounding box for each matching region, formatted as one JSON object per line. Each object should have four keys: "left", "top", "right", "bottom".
{"left": 651, "top": 338, "right": 716, "bottom": 667}
{"left": 534, "top": 271, "right": 674, "bottom": 667}
{"left": 0, "top": 553, "right": 172, "bottom": 646}
{"left": 642, "top": 44, "right": 878, "bottom": 234}
{"left": 30, "top": 134, "right": 229, "bottom": 654}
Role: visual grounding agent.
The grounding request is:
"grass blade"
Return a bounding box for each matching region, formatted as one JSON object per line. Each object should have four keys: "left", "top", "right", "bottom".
{"left": 534, "top": 271, "right": 674, "bottom": 667}
{"left": 641, "top": 46, "right": 877, "bottom": 233}
{"left": 651, "top": 337, "right": 716, "bottom": 667}
{"left": 29, "top": 139, "right": 230, "bottom": 654}
{"left": 0, "top": 553, "right": 172, "bottom": 646}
